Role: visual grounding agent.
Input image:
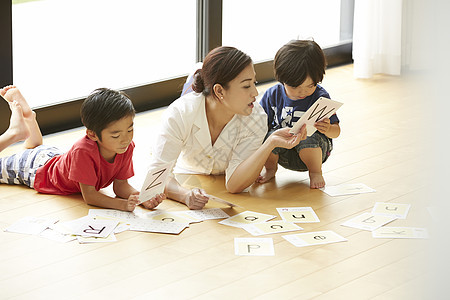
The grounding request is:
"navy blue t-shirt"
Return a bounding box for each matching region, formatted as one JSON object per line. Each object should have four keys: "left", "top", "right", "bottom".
{"left": 259, "top": 83, "right": 339, "bottom": 130}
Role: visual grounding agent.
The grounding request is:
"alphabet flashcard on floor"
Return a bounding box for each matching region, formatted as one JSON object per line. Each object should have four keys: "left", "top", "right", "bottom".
{"left": 321, "top": 183, "right": 376, "bottom": 197}
{"left": 39, "top": 228, "right": 77, "bottom": 243}
{"left": 234, "top": 238, "right": 275, "bottom": 256}
{"left": 77, "top": 233, "right": 117, "bottom": 244}
{"left": 182, "top": 208, "right": 230, "bottom": 221}
{"left": 139, "top": 161, "right": 173, "bottom": 204}
{"left": 129, "top": 219, "right": 188, "bottom": 234}
{"left": 218, "top": 211, "right": 277, "bottom": 228}
{"left": 147, "top": 211, "right": 198, "bottom": 224}
{"left": 243, "top": 220, "right": 303, "bottom": 236}
{"left": 4, "top": 216, "right": 58, "bottom": 235}
{"left": 50, "top": 216, "right": 93, "bottom": 235}
{"left": 88, "top": 209, "right": 141, "bottom": 223}
{"left": 283, "top": 230, "right": 348, "bottom": 247}
{"left": 372, "top": 227, "right": 429, "bottom": 239}
{"left": 74, "top": 218, "right": 119, "bottom": 238}
{"left": 276, "top": 207, "right": 320, "bottom": 223}
{"left": 371, "top": 202, "right": 411, "bottom": 219}
{"left": 341, "top": 212, "right": 397, "bottom": 231}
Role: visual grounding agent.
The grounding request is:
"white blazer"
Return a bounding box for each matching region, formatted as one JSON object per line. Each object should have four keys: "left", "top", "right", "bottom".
{"left": 149, "top": 92, "right": 268, "bottom": 184}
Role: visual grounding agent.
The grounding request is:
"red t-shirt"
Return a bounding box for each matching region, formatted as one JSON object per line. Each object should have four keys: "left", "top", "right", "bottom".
{"left": 34, "top": 136, "right": 134, "bottom": 195}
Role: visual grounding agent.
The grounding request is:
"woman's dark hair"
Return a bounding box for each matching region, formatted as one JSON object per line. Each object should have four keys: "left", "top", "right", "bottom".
{"left": 192, "top": 46, "right": 252, "bottom": 97}
{"left": 81, "top": 88, "right": 135, "bottom": 140}
{"left": 274, "top": 40, "right": 327, "bottom": 87}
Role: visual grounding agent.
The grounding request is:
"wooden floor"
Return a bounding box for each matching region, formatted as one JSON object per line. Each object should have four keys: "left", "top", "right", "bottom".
{"left": 0, "top": 64, "right": 432, "bottom": 299}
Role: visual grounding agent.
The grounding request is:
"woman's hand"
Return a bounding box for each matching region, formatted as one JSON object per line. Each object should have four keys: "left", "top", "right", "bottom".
{"left": 141, "top": 193, "right": 166, "bottom": 210}
{"left": 184, "top": 188, "right": 209, "bottom": 210}
{"left": 269, "top": 124, "right": 307, "bottom": 149}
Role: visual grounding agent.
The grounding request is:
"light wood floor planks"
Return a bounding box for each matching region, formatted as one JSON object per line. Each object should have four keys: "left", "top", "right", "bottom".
{"left": 0, "top": 64, "right": 432, "bottom": 300}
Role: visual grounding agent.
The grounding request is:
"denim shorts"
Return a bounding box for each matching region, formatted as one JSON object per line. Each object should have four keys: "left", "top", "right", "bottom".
{"left": 0, "top": 145, "right": 62, "bottom": 188}
{"left": 266, "top": 129, "right": 333, "bottom": 172}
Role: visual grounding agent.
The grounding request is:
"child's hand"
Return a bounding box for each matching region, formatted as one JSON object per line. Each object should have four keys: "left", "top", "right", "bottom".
{"left": 126, "top": 192, "right": 140, "bottom": 212}
{"left": 185, "top": 188, "right": 209, "bottom": 210}
{"left": 141, "top": 193, "right": 166, "bottom": 210}
{"left": 314, "top": 118, "right": 331, "bottom": 134}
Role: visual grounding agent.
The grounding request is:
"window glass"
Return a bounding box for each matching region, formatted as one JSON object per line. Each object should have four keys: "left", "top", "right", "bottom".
{"left": 12, "top": 0, "right": 197, "bottom": 108}
{"left": 223, "top": 0, "right": 342, "bottom": 62}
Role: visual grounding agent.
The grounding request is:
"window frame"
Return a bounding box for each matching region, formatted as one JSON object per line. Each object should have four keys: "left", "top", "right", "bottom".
{"left": 1, "top": 0, "right": 353, "bottom": 135}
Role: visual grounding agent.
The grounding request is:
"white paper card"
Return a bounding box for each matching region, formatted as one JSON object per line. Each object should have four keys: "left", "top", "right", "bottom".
{"left": 139, "top": 161, "right": 173, "bottom": 204}
{"left": 276, "top": 207, "right": 320, "bottom": 223}
{"left": 321, "top": 183, "right": 376, "bottom": 197}
{"left": 341, "top": 212, "right": 397, "bottom": 231}
{"left": 372, "top": 227, "right": 429, "bottom": 239}
{"left": 182, "top": 208, "right": 230, "bottom": 221}
{"left": 371, "top": 202, "right": 411, "bottom": 219}
{"left": 234, "top": 238, "right": 275, "bottom": 256}
{"left": 147, "top": 211, "right": 196, "bottom": 224}
{"left": 129, "top": 219, "right": 188, "bottom": 234}
{"left": 56, "top": 216, "right": 100, "bottom": 235}
{"left": 88, "top": 209, "right": 141, "bottom": 223}
{"left": 218, "top": 211, "right": 276, "bottom": 228}
{"left": 113, "top": 222, "right": 131, "bottom": 234}
{"left": 39, "top": 228, "right": 77, "bottom": 243}
{"left": 73, "top": 218, "right": 119, "bottom": 238}
{"left": 283, "top": 230, "right": 347, "bottom": 247}
{"left": 289, "top": 97, "right": 343, "bottom": 135}
{"left": 243, "top": 221, "right": 303, "bottom": 236}
{"left": 4, "top": 217, "right": 58, "bottom": 235}
{"left": 77, "top": 233, "right": 117, "bottom": 244}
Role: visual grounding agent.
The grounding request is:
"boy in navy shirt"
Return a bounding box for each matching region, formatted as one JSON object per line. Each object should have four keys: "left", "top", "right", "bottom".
{"left": 258, "top": 40, "right": 341, "bottom": 188}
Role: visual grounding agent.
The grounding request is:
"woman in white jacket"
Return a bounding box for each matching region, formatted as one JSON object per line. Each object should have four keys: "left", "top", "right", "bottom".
{"left": 150, "top": 46, "right": 306, "bottom": 209}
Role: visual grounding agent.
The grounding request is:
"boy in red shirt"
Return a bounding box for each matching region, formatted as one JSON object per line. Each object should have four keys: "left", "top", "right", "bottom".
{"left": 0, "top": 86, "right": 164, "bottom": 211}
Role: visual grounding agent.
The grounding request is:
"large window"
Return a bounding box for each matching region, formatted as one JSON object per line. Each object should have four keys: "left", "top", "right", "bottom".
{"left": 223, "top": 0, "right": 344, "bottom": 63}
{"left": 1, "top": 0, "right": 353, "bottom": 135}
{"left": 12, "top": 0, "right": 197, "bottom": 108}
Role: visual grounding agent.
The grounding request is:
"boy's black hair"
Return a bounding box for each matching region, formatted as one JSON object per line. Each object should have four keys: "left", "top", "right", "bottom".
{"left": 81, "top": 88, "right": 135, "bottom": 140}
{"left": 274, "top": 40, "right": 327, "bottom": 87}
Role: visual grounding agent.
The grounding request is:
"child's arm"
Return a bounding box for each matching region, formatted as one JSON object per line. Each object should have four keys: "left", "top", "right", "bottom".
{"left": 314, "top": 118, "right": 341, "bottom": 139}
{"left": 113, "top": 179, "right": 138, "bottom": 199}
{"left": 79, "top": 182, "right": 139, "bottom": 212}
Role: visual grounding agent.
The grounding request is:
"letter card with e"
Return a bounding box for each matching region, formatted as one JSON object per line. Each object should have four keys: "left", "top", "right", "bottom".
{"left": 283, "top": 230, "right": 347, "bottom": 247}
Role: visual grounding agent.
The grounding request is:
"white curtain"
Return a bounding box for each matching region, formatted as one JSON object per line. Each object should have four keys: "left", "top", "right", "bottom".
{"left": 352, "top": 0, "right": 403, "bottom": 78}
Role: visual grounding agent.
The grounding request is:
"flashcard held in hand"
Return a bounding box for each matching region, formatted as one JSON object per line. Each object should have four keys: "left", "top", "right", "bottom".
{"left": 289, "top": 96, "right": 343, "bottom": 136}
{"left": 139, "top": 161, "right": 174, "bottom": 204}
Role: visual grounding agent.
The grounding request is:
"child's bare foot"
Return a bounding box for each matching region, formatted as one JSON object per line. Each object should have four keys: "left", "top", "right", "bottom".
{"left": 1, "top": 85, "right": 33, "bottom": 119}
{"left": 256, "top": 167, "right": 277, "bottom": 183}
{"left": 309, "top": 171, "right": 325, "bottom": 189}
{"left": 6, "top": 101, "right": 30, "bottom": 142}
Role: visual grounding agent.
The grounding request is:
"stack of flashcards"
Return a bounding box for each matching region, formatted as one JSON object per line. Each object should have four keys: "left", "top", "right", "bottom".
{"left": 4, "top": 207, "right": 231, "bottom": 244}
